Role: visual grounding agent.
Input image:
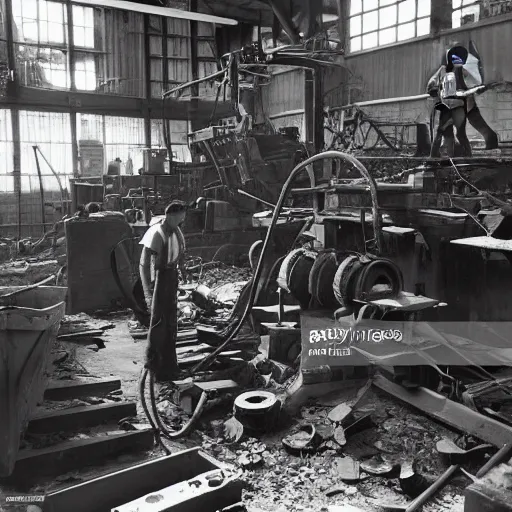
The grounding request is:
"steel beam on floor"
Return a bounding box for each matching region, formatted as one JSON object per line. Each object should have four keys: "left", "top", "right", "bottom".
{"left": 374, "top": 374, "right": 512, "bottom": 447}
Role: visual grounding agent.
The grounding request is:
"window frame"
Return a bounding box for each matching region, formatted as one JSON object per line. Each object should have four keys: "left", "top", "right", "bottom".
{"left": 452, "top": 0, "right": 481, "bottom": 28}
{"left": 348, "top": 0, "right": 431, "bottom": 53}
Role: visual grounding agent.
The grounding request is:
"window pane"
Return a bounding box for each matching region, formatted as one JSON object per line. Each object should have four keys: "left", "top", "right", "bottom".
{"left": 418, "top": 0, "right": 431, "bottom": 17}
{"left": 150, "top": 58, "right": 163, "bottom": 81}
{"left": 149, "top": 36, "right": 163, "bottom": 56}
{"left": 362, "top": 31, "right": 378, "bottom": 49}
{"left": 351, "top": 0, "right": 362, "bottom": 14}
{"left": 380, "top": 0, "right": 396, "bottom": 5}
{"left": 74, "top": 27, "right": 85, "bottom": 47}
{"left": 460, "top": 4, "right": 480, "bottom": 23}
{"left": 398, "top": 0, "right": 416, "bottom": 23}
{"left": 379, "top": 27, "right": 396, "bottom": 45}
{"left": 397, "top": 21, "right": 415, "bottom": 40}
{"left": 452, "top": 9, "right": 461, "bottom": 28}
{"left": 47, "top": 2, "right": 63, "bottom": 23}
{"left": 462, "top": 0, "right": 475, "bottom": 4}
{"left": 351, "top": 36, "right": 362, "bottom": 52}
{"left": 350, "top": 15, "right": 362, "bottom": 36}
{"left": 85, "top": 27, "right": 94, "bottom": 47}
{"left": 48, "top": 22, "right": 65, "bottom": 44}
{"left": 364, "top": 0, "right": 379, "bottom": 10}
{"left": 379, "top": 5, "right": 397, "bottom": 28}
{"left": 417, "top": 17, "right": 430, "bottom": 36}
{"left": 452, "top": 0, "right": 462, "bottom": 6}
{"left": 75, "top": 54, "right": 96, "bottom": 91}
{"left": 39, "top": 22, "right": 48, "bottom": 43}
{"left": 363, "top": 10, "right": 379, "bottom": 32}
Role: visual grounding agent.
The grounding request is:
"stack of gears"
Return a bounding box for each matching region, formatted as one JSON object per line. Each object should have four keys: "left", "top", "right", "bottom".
{"left": 277, "top": 248, "right": 404, "bottom": 313}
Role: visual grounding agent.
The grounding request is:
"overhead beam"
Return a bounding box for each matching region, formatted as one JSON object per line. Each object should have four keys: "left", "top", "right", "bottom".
{"left": 72, "top": 0, "right": 238, "bottom": 25}
{"left": 199, "top": 0, "right": 272, "bottom": 26}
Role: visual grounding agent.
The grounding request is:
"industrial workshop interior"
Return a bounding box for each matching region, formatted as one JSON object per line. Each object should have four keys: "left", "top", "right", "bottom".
{"left": 2, "top": 0, "right": 512, "bottom": 510}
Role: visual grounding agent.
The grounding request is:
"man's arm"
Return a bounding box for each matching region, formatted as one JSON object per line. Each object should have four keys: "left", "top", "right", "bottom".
{"left": 139, "top": 246, "right": 155, "bottom": 308}
{"left": 426, "top": 66, "right": 444, "bottom": 96}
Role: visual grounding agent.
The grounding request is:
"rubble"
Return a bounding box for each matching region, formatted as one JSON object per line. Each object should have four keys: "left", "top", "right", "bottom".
{"left": 282, "top": 424, "right": 321, "bottom": 454}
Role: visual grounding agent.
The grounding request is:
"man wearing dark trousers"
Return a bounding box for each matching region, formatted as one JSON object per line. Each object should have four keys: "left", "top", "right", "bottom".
{"left": 139, "top": 201, "right": 187, "bottom": 382}
{"left": 427, "top": 42, "right": 498, "bottom": 157}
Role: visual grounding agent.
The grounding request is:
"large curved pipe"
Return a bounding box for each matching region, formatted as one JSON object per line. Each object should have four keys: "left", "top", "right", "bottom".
{"left": 191, "top": 150, "right": 381, "bottom": 374}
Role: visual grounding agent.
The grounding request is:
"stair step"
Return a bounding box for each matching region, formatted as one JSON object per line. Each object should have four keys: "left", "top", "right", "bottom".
{"left": 6, "top": 430, "right": 154, "bottom": 483}
{"left": 45, "top": 377, "right": 122, "bottom": 401}
{"left": 28, "top": 402, "right": 137, "bottom": 434}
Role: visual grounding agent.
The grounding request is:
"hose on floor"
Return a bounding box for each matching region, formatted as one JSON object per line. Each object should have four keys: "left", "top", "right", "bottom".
{"left": 139, "top": 366, "right": 209, "bottom": 448}
{"left": 139, "top": 151, "right": 381, "bottom": 445}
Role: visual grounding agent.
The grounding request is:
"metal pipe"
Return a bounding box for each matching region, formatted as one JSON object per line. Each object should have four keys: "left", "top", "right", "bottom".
{"left": 236, "top": 189, "right": 276, "bottom": 209}
{"left": 35, "top": 146, "right": 67, "bottom": 211}
{"left": 162, "top": 69, "right": 226, "bottom": 98}
{"left": 266, "top": 0, "right": 300, "bottom": 44}
{"left": 32, "top": 146, "right": 46, "bottom": 234}
{"left": 335, "top": 94, "right": 430, "bottom": 110}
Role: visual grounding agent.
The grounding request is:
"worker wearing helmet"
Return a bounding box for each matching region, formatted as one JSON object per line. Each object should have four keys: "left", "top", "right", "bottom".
{"left": 427, "top": 42, "right": 498, "bottom": 157}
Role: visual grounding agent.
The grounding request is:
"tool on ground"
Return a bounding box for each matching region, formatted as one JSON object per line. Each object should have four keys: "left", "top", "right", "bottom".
{"left": 382, "top": 464, "right": 459, "bottom": 512}
{"left": 436, "top": 438, "right": 494, "bottom": 463}
{"left": 382, "top": 442, "right": 512, "bottom": 511}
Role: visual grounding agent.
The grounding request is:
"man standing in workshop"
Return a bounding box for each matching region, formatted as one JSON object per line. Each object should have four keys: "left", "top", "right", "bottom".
{"left": 139, "top": 200, "right": 188, "bottom": 381}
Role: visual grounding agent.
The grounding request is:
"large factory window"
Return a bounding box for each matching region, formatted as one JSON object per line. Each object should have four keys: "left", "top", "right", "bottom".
{"left": 104, "top": 116, "right": 146, "bottom": 173}
{"left": 0, "top": 0, "right": 8, "bottom": 96}
{"left": 349, "top": 0, "right": 431, "bottom": 52}
{"left": 18, "top": 110, "right": 72, "bottom": 233}
{"left": 12, "top": 0, "right": 70, "bottom": 89}
{"left": 73, "top": 4, "right": 100, "bottom": 92}
{"left": 12, "top": 1, "right": 144, "bottom": 97}
{"left": 197, "top": 22, "right": 218, "bottom": 100}
{"left": 149, "top": 15, "right": 191, "bottom": 98}
{"left": 452, "top": 0, "right": 480, "bottom": 28}
{"left": 19, "top": 111, "right": 73, "bottom": 191}
{"left": 150, "top": 119, "right": 191, "bottom": 162}
{"left": 76, "top": 114, "right": 149, "bottom": 176}
{"left": 0, "top": 108, "right": 13, "bottom": 179}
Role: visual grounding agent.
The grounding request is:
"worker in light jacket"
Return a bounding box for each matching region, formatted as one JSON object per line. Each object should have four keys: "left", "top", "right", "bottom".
{"left": 139, "top": 200, "right": 187, "bottom": 381}
{"left": 427, "top": 42, "right": 498, "bottom": 157}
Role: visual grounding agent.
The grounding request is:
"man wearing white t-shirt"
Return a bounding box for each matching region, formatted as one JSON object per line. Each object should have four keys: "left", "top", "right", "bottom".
{"left": 139, "top": 201, "right": 187, "bottom": 381}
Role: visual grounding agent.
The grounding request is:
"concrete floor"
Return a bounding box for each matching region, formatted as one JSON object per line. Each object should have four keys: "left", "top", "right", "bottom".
{"left": 74, "top": 313, "right": 146, "bottom": 409}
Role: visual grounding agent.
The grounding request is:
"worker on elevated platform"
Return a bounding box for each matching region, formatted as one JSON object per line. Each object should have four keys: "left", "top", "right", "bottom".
{"left": 427, "top": 42, "right": 498, "bottom": 157}
{"left": 139, "top": 200, "right": 187, "bottom": 381}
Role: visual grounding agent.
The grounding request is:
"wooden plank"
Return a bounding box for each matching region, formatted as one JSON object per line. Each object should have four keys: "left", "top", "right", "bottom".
{"left": 44, "top": 377, "right": 122, "bottom": 401}
{"left": 28, "top": 402, "right": 137, "bottom": 434}
{"left": 44, "top": 449, "right": 220, "bottom": 512}
{"left": 373, "top": 374, "right": 512, "bottom": 447}
{"left": 9, "top": 431, "right": 154, "bottom": 483}
{"left": 178, "top": 351, "right": 242, "bottom": 367}
{"left": 58, "top": 330, "right": 105, "bottom": 339}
